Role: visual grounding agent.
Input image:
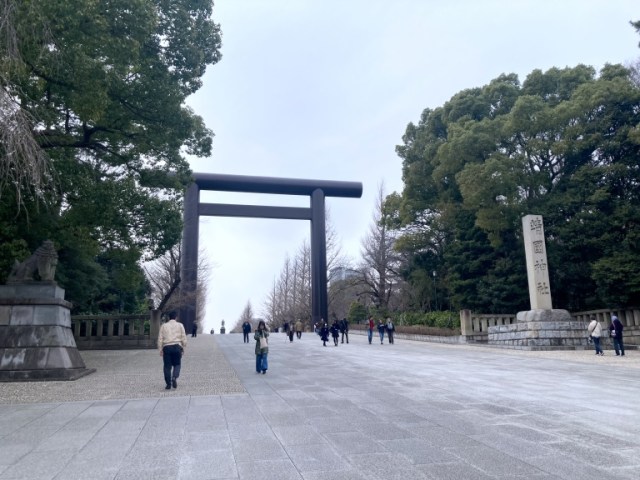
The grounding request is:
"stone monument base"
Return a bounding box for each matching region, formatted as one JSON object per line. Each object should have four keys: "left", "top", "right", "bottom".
{"left": 0, "top": 283, "right": 95, "bottom": 382}
{"left": 488, "top": 309, "right": 589, "bottom": 350}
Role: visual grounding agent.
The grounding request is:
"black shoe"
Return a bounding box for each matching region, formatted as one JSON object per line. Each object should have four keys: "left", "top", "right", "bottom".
{"left": 262, "top": 370, "right": 266, "bottom": 374}
{"left": 172, "top": 378, "right": 177, "bottom": 388}
{"left": 165, "top": 385, "right": 171, "bottom": 390}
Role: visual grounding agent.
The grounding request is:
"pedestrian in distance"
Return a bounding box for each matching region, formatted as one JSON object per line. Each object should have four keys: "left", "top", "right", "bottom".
{"left": 330, "top": 320, "right": 340, "bottom": 346}
{"left": 158, "top": 311, "right": 187, "bottom": 390}
{"left": 609, "top": 315, "right": 625, "bottom": 356}
{"left": 367, "top": 316, "right": 374, "bottom": 344}
{"left": 320, "top": 321, "right": 330, "bottom": 347}
{"left": 386, "top": 317, "right": 395, "bottom": 344}
{"left": 242, "top": 320, "right": 251, "bottom": 343}
{"left": 377, "top": 320, "right": 385, "bottom": 344}
{"left": 288, "top": 321, "right": 295, "bottom": 342}
{"left": 587, "top": 315, "right": 604, "bottom": 356}
{"left": 340, "top": 317, "right": 349, "bottom": 344}
{"left": 191, "top": 321, "right": 198, "bottom": 338}
{"left": 254, "top": 320, "right": 269, "bottom": 374}
{"left": 295, "top": 319, "right": 303, "bottom": 339}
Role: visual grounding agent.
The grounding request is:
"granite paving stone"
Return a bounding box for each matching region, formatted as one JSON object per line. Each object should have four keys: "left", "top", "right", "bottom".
{"left": 0, "top": 334, "right": 638, "bottom": 480}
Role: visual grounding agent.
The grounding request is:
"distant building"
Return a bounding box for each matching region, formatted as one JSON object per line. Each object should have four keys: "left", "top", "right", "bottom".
{"left": 329, "top": 267, "right": 359, "bottom": 283}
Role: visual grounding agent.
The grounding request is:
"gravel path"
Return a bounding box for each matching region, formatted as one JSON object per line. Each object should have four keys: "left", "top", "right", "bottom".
{"left": 0, "top": 335, "right": 244, "bottom": 404}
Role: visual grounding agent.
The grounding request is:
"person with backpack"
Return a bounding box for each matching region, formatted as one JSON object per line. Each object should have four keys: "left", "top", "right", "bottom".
{"left": 587, "top": 315, "right": 604, "bottom": 356}
{"left": 386, "top": 317, "right": 395, "bottom": 344}
{"left": 609, "top": 315, "right": 625, "bottom": 356}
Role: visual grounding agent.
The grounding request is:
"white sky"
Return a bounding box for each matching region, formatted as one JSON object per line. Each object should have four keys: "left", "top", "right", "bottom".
{"left": 186, "top": 0, "right": 639, "bottom": 333}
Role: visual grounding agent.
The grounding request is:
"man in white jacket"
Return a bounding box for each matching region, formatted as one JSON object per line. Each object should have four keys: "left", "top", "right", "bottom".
{"left": 158, "top": 311, "right": 187, "bottom": 389}
{"left": 587, "top": 315, "right": 604, "bottom": 356}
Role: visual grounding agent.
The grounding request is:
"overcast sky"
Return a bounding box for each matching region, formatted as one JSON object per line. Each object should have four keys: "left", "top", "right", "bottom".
{"left": 186, "top": 0, "right": 639, "bottom": 334}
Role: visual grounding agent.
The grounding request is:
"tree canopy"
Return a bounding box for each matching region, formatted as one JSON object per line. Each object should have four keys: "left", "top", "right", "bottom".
{"left": 392, "top": 62, "right": 640, "bottom": 313}
{"left": 0, "top": 0, "right": 222, "bottom": 313}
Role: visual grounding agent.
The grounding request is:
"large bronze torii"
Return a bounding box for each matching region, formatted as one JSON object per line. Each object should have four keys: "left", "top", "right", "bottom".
{"left": 179, "top": 173, "right": 362, "bottom": 333}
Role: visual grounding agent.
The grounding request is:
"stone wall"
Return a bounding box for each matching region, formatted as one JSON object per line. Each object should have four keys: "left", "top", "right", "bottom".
{"left": 71, "top": 310, "right": 160, "bottom": 350}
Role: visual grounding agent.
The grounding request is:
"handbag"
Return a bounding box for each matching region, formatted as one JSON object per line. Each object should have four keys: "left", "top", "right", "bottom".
{"left": 259, "top": 335, "right": 268, "bottom": 349}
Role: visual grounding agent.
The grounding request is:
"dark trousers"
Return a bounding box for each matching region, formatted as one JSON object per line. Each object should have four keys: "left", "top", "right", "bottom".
{"left": 243, "top": 332, "right": 249, "bottom": 343}
{"left": 296, "top": 331, "right": 302, "bottom": 339}
{"left": 163, "top": 344, "right": 182, "bottom": 386}
{"left": 613, "top": 335, "right": 625, "bottom": 355}
{"left": 592, "top": 336, "right": 603, "bottom": 354}
{"left": 341, "top": 331, "right": 348, "bottom": 343}
{"left": 388, "top": 330, "right": 394, "bottom": 344}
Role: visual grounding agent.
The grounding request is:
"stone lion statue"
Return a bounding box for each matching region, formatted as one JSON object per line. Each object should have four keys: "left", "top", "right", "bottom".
{"left": 7, "top": 240, "right": 58, "bottom": 283}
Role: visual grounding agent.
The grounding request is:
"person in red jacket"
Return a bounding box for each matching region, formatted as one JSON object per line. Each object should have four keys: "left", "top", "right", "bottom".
{"left": 367, "top": 316, "right": 374, "bottom": 344}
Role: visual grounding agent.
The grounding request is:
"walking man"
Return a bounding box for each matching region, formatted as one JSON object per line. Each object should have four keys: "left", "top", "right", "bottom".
{"left": 367, "top": 316, "right": 374, "bottom": 344}
{"left": 386, "top": 317, "right": 395, "bottom": 344}
{"left": 587, "top": 315, "right": 604, "bottom": 356}
{"left": 295, "top": 319, "right": 303, "bottom": 339}
{"left": 340, "top": 317, "right": 349, "bottom": 344}
{"left": 242, "top": 320, "right": 252, "bottom": 343}
{"left": 158, "top": 311, "right": 187, "bottom": 390}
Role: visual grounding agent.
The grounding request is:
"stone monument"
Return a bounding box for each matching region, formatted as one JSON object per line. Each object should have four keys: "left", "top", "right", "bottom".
{"left": 488, "top": 215, "right": 588, "bottom": 350}
{"left": 0, "top": 241, "right": 95, "bottom": 381}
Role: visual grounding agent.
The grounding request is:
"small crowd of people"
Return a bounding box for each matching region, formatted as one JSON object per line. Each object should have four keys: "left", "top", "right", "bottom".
{"left": 316, "top": 318, "right": 350, "bottom": 346}
{"left": 587, "top": 314, "right": 625, "bottom": 356}
{"left": 282, "top": 320, "right": 304, "bottom": 342}
{"left": 365, "top": 316, "right": 395, "bottom": 345}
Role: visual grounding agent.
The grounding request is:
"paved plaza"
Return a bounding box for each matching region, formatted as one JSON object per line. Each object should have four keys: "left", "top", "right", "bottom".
{"left": 1, "top": 332, "right": 639, "bottom": 479}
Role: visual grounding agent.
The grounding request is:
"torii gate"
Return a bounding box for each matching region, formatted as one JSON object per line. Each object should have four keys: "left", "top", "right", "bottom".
{"left": 179, "top": 173, "right": 362, "bottom": 333}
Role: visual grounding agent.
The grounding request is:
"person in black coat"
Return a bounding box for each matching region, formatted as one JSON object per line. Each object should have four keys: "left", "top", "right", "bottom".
{"left": 330, "top": 320, "right": 340, "bottom": 346}
{"left": 320, "top": 321, "right": 330, "bottom": 347}
{"left": 242, "top": 321, "right": 252, "bottom": 343}
{"left": 340, "top": 318, "right": 349, "bottom": 344}
{"left": 609, "top": 315, "right": 625, "bottom": 356}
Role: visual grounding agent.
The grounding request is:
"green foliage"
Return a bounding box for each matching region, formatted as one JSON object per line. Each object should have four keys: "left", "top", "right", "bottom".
{"left": 347, "top": 302, "right": 368, "bottom": 324}
{"left": 0, "top": 0, "right": 221, "bottom": 313}
{"left": 392, "top": 62, "right": 640, "bottom": 312}
{"left": 395, "top": 311, "right": 459, "bottom": 330}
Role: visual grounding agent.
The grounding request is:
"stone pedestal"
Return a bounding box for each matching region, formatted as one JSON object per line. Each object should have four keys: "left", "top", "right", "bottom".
{"left": 488, "top": 309, "right": 589, "bottom": 350}
{"left": 0, "top": 284, "right": 95, "bottom": 381}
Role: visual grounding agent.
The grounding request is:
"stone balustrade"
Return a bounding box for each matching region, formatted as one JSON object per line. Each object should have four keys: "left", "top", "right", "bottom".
{"left": 459, "top": 310, "right": 516, "bottom": 341}
{"left": 71, "top": 310, "right": 161, "bottom": 349}
{"left": 461, "top": 307, "right": 640, "bottom": 347}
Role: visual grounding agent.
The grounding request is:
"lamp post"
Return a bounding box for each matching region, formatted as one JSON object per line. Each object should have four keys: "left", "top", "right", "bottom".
{"left": 432, "top": 270, "right": 438, "bottom": 311}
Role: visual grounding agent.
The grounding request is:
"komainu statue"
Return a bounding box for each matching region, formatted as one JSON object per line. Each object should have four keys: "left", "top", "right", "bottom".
{"left": 7, "top": 240, "right": 58, "bottom": 283}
